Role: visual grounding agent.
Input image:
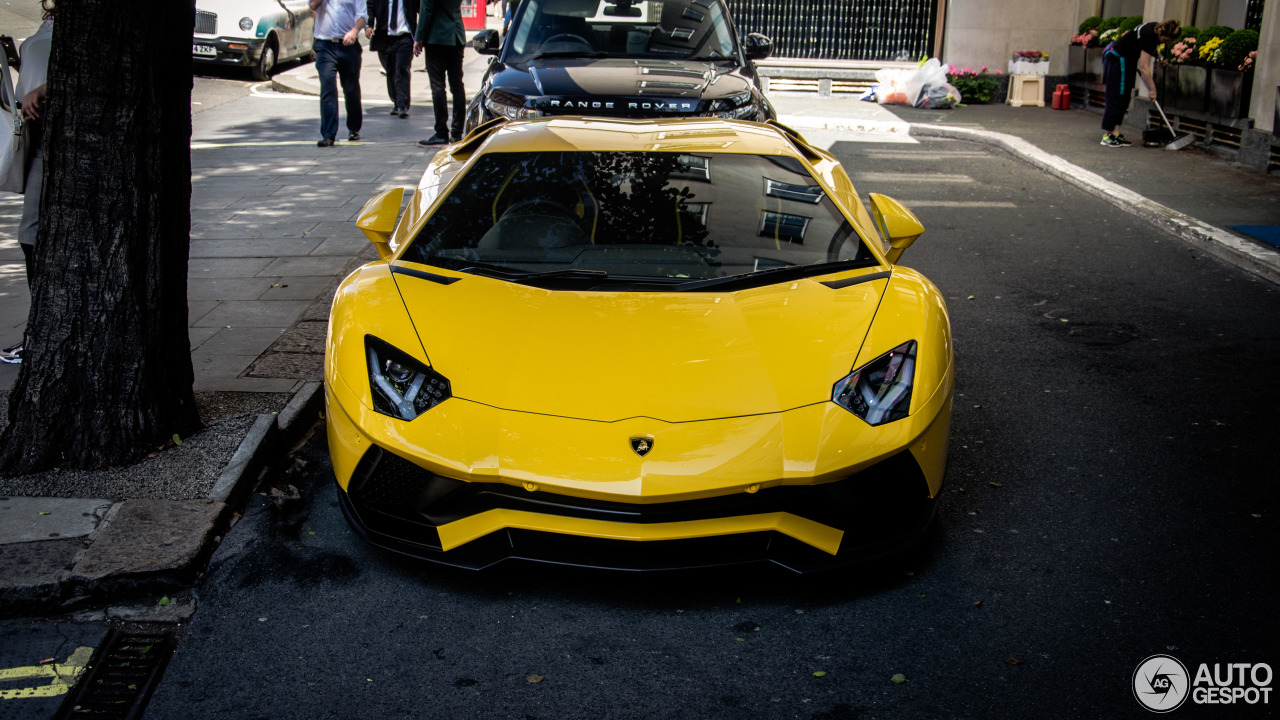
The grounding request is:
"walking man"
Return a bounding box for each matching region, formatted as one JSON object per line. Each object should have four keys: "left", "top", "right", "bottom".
{"left": 366, "top": 0, "right": 418, "bottom": 118}
{"left": 310, "top": 0, "right": 367, "bottom": 147}
{"left": 414, "top": 0, "right": 466, "bottom": 146}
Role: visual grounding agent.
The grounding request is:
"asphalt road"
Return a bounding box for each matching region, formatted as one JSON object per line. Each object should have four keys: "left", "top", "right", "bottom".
{"left": 138, "top": 136, "right": 1280, "bottom": 719}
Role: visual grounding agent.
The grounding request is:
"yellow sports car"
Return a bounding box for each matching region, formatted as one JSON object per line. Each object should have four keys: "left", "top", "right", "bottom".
{"left": 326, "top": 117, "right": 954, "bottom": 572}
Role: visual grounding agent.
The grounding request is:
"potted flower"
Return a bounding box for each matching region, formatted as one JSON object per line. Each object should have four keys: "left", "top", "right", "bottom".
{"left": 1168, "top": 26, "right": 1212, "bottom": 112}
{"left": 1208, "top": 28, "right": 1258, "bottom": 119}
{"left": 1069, "top": 17, "right": 1101, "bottom": 81}
{"left": 947, "top": 65, "right": 1002, "bottom": 104}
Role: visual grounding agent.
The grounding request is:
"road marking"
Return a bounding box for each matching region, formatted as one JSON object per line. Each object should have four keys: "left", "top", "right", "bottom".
{"left": 0, "top": 646, "right": 93, "bottom": 700}
{"left": 856, "top": 172, "right": 974, "bottom": 183}
{"left": 862, "top": 150, "right": 994, "bottom": 160}
{"left": 896, "top": 200, "right": 1017, "bottom": 208}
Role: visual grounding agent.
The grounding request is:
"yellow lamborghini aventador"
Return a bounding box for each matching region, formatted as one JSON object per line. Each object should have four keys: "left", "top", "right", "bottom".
{"left": 326, "top": 116, "right": 953, "bottom": 572}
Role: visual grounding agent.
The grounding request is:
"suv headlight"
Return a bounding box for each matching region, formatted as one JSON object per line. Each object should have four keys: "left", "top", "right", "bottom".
{"left": 485, "top": 90, "right": 545, "bottom": 121}
{"left": 366, "top": 337, "right": 451, "bottom": 420}
{"left": 710, "top": 91, "right": 759, "bottom": 120}
{"left": 832, "top": 340, "right": 916, "bottom": 425}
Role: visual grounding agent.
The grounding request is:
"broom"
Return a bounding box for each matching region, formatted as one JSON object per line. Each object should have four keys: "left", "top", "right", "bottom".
{"left": 1153, "top": 99, "right": 1195, "bottom": 151}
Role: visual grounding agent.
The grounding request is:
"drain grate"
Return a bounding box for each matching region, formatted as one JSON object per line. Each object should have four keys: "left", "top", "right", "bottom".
{"left": 53, "top": 629, "right": 177, "bottom": 720}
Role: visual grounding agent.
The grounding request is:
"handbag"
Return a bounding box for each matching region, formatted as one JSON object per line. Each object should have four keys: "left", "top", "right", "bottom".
{"left": 0, "top": 42, "right": 30, "bottom": 194}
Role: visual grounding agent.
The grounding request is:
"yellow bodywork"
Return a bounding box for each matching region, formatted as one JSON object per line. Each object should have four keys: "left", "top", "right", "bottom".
{"left": 325, "top": 117, "right": 954, "bottom": 560}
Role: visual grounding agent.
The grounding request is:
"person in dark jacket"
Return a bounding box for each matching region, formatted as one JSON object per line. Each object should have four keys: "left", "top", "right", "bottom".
{"left": 366, "top": 0, "right": 418, "bottom": 117}
{"left": 413, "top": 0, "right": 466, "bottom": 146}
{"left": 1100, "top": 18, "right": 1179, "bottom": 147}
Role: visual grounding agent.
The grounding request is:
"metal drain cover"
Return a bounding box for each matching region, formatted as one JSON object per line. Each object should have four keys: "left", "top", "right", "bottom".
{"left": 54, "top": 629, "right": 177, "bottom": 720}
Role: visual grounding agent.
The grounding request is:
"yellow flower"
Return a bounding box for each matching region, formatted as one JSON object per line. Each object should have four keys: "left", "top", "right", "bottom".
{"left": 1198, "top": 37, "right": 1222, "bottom": 61}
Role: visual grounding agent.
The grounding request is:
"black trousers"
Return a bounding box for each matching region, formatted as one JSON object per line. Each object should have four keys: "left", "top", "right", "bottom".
{"left": 377, "top": 33, "right": 414, "bottom": 111}
{"left": 1101, "top": 51, "right": 1135, "bottom": 132}
{"left": 424, "top": 44, "right": 465, "bottom": 139}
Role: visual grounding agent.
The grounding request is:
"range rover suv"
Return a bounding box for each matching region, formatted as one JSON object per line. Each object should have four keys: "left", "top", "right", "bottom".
{"left": 464, "top": 0, "right": 775, "bottom": 133}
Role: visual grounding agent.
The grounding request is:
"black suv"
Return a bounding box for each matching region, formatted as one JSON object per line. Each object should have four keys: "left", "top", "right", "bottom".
{"left": 464, "top": 0, "right": 774, "bottom": 133}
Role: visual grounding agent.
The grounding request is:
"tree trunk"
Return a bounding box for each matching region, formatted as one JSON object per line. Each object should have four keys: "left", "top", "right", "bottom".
{"left": 0, "top": 0, "right": 201, "bottom": 473}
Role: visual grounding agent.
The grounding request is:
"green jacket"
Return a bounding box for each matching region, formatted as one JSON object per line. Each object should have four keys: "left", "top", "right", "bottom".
{"left": 416, "top": 0, "right": 465, "bottom": 46}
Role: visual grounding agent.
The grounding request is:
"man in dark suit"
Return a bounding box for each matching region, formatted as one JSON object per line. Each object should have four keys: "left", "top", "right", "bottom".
{"left": 366, "top": 0, "right": 418, "bottom": 117}
{"left": 413, "top": 0, "right": 465, "bottom": 146}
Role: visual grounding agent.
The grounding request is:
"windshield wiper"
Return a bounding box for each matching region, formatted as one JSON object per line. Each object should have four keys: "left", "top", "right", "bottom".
{"left": 672, "top": 260, "right": 874, "bottom": 292}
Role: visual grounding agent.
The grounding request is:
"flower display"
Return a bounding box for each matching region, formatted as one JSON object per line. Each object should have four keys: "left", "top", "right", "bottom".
{"left": 1071, "top": 29, "right": 1098, "bottom": 47}
{"left": 1198, "top": 36, "right": 1223, "bottom": 63}
{"left": 1170, "top": 38, "right": 1196, "bottom": 64}
{"left": 1239, "top": 50, "right": 1256, "bottom": 72}
{"left": 1012, "top": 50, "right": 1048, "bottom": 60}
{"left": 946, "top": 65, "right": 1001, "bottom": 104}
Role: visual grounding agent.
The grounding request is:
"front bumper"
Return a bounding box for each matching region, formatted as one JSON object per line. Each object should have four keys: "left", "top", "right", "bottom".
{"left": 192, "top": 36, "right": 265, "bottom": 67}
{"left": 337, "top": 443, "right": 938, "bottom": 573}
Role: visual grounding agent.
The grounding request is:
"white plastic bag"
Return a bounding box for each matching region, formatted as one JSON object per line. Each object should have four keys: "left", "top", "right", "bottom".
{"left": 876, "top": 58, "right": 950, "bottom": 108}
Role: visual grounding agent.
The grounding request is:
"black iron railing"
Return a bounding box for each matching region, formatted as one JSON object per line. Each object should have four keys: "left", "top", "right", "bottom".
{"left": 726, "top": 0, "right": 937, "bottom": 61}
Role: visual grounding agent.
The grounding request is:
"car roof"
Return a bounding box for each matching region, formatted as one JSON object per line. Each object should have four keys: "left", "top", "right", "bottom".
{"left": 473, "top": 117, "right": 808, "bottom": 158}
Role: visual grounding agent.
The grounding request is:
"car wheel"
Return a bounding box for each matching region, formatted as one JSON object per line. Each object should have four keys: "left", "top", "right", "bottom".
{"left": 253, "top": 39, "right": 277, "bottom": 81}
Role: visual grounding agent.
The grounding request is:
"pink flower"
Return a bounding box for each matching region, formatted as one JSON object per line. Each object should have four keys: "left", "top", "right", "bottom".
{"left": 981, "top": 65, "right": 989, "bottom": 72}
{"left": 961, "top": 67, "right": 973, "bottom": 74}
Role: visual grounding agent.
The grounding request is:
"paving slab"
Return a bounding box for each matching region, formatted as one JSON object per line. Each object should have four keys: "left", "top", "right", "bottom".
{"left": 191, "top": 327, "right": 289, "bottom": 356}
{"left": 187, "top": 276, "right": 277, "bottom": 301}
{"left": 258, "top": 276, "right": 339, "bottom": 301}
{"left": 0, "top": 498, "right": 115, "bottom": 545}
{"left": 188, "top": 257, "right": 276, "bottom": 278}
{"left": 69, "top": 500, "right": 225, "bottom": 586}
{"left": 256, "top": 256, "right": 354, "bottom": 277}
{"left": 190, "top": 299, "right": 310, "bottom": 328}
{"left": 189, "top": 238, "right": 324, "bottom": 258}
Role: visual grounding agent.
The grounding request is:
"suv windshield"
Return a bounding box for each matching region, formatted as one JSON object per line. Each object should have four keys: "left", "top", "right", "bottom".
{"left": 400, "top": 151, "right": 876, "bottom": 288}
{"left": 506, "top": 0, "right": 738, "bottom": 64}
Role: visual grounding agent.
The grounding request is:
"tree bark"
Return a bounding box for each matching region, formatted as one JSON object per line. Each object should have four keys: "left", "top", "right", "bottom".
{"left": 0, "top": 0, "right": 201, "bottom": 473}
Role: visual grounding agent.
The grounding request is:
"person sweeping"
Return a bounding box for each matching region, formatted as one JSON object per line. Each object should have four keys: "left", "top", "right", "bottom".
{"left": 1100, "top": 19, "right": 1180, "bottom": 147}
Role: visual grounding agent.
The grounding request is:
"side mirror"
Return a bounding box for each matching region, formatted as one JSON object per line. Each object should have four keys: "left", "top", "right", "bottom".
{"left": 742, "top": 33, "right": 773, "bottom": 61}
{"left": 356, "top": 187, "right": 406, "bottom": 260}
{"left": 471, "top": 29, "right": 501, "bottom": 55}
{"left": 868, "top": 193, "right": 924, "bottom": 264}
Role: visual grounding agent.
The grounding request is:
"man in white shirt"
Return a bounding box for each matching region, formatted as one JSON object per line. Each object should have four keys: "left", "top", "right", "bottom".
{"left": 309, "top": 0, "right": 367, "bottom": 146}
{"left": 365, "top": 0, "right": 418, "bottom": 118}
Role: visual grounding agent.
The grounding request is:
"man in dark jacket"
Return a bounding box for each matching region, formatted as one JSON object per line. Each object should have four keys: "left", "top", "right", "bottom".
{"left": 366, "top": 0, "right": 418, "bottom": 117}
{"left": 413, "top": 0, "right": 466, "bottom": 146}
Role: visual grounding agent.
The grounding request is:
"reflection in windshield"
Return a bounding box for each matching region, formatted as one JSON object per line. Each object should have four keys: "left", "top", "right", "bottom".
{"left": 508, "top": 0, "right": 737, "bottom": 64}
{"left": 401, "top": 151, "right": 874, "bottom": 285}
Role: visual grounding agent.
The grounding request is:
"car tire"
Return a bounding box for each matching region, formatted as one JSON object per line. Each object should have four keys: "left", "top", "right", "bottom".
{"left": 253, "top": 39, "right": 277, "bottom": 81}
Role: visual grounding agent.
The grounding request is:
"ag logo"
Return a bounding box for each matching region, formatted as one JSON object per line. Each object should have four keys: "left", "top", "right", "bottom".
{"left": 630, "top": 436, "right": 654, "bottom": 457}
{"left": 1134, "top": 654, "right": 1190, "bottom": 712}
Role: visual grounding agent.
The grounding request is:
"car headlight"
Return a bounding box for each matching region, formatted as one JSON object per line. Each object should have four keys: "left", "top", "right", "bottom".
{"left": 831, "top": 340, "right": 916, "bottom": 425}
{"left": 484, "top": 90, "right": 545, "bottom": 121}
{"left": 239, "top": 17, "right": 254, "bottom": 31}
{"left": 710, "top": 91, "right": 759, "bottom": 120}
{"left": 366, "top": 337, "right": 451, "bottom": 420}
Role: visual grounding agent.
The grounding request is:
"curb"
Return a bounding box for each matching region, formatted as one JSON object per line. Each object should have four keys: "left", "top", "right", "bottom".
{"left": 0, "top": 382, "right": 325, "bottom": 618}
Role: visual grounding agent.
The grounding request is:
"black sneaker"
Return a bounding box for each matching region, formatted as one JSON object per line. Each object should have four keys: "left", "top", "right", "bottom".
{"left": 417, "top": 134, "right": 449, "bottom": 147}
{"left": 0, "top": 343, "right": 21, "bottom": 364}
{"left": 348, "top": 132, "right": 361, "bottom": 142}
{"left": 1113, "top": 133, "right": 1133, "bottom": 146}
{"left": 1100, "top": 133, "right": 1123, "bottom": 147}
{"left": 317, "top": 137, "right": 335, "bottom": 147}
{"left": 389, "top": 107, "right": 400, "bottom": 115}
{"left": 399, "top": 109, "right": 410, "bottom": 118}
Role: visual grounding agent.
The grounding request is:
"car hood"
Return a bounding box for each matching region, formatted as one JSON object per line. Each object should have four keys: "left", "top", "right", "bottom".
{"left": 491, "top": 58, "right": 755, "bottom": 112}
{"left": 392, "top": 270, "right": 888, "bottom": 423}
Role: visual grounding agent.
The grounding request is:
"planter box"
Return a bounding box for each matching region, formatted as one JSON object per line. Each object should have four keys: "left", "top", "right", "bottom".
{"left": 1172, "top": 65, "right": 1207, "bottom": 112}
{"left": 1208, "top": 68, "right": 1253, "bottom": 119}
{"left": 1008, "top": 59, "right": 1048, "bottom": 75}
{"left": 1085, "top": 47, "right": 1104, "bottom": 84}
{"left": 1155, "top": 64, "right": 1179, "bottom": 108}
{"left": 1068, "top": 45, "right": 1086, "bottom": 80}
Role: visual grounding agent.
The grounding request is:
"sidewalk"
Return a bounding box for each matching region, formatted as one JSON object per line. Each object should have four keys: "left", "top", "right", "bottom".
{"left": 3, "top": 52, "right": 1279, "bottom": 617}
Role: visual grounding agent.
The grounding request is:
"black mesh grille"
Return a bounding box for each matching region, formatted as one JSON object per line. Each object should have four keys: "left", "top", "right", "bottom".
{"left": 194, "top": 11, "right": 217, "bottom": 34}
{"left": 343, "top": 444, "right": 938, "bottom": 572}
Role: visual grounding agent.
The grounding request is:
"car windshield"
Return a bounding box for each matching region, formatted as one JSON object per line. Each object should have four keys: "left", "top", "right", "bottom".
{"left": 400, "top": 151, "right": 877, "bottom": 289}
{"left": 505, "top": 0, "right": 738, "bottom": 64}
